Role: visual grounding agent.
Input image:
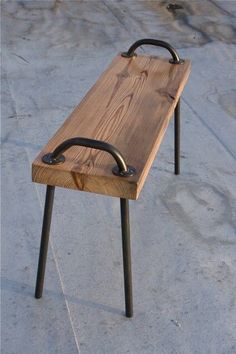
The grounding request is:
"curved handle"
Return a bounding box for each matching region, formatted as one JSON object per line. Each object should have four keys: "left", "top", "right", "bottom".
{"left": 42, "top": 137, "right": 136, "bottom": 177}
{"left": 121, "top": 38, "right": 184, "bottom": 64}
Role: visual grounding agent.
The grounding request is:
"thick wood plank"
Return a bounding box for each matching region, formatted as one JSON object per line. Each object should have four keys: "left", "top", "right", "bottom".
{"left": 32, "top": 54, "right": 191, "bottom": 199}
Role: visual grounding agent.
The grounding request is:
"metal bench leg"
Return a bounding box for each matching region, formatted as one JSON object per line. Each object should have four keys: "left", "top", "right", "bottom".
{"left": 120, "top": 198, "right": 133, "bottom": 317}
{"left": 35, "top": 185, "right": 55, "bottom": 299}
{"left": 174, "top": 99, "right": 180, "bottom": 175}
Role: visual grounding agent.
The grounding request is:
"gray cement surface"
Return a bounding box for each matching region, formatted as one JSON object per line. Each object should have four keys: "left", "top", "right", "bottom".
{"left": 1, "top": 1, "right": 236, "bottom": 353}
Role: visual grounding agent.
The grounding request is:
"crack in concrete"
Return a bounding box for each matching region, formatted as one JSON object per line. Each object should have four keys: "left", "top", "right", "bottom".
{"left": 11, "top": 52, "right": 30, "bottom": 64}
{"left": 3, "top": 57, "right": 81, "bottom": 354}
{"left": 208, "top": 0, "right": 236, "bottom": 18}
{"left": 34, "top": 186, "right": 81, "bottom": 354}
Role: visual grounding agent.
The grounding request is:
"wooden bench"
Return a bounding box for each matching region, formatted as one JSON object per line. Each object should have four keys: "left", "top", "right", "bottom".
{"left": 32, "top": 39, "right": 191, "bottom": 318}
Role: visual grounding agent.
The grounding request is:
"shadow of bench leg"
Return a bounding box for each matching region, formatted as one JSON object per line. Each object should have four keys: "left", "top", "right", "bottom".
{"left": 120, "top": 198, "right": 133, "bottom": 318}
{"left": 174, "top": 99, "right": 180, "bottom": 175}
{"left": 35, "top": 185, "right": 55, "bottom": 299}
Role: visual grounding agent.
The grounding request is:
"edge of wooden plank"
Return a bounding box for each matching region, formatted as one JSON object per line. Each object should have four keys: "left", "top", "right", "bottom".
{"left": 32, "top": 164, "right": 138, "bottom": 199}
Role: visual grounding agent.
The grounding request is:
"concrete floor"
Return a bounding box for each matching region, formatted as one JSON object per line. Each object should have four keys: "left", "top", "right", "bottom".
{"left": 1, "top": 1, "right": 236, "bottom": 353}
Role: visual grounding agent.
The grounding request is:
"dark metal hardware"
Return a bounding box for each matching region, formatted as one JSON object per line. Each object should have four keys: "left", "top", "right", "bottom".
{"left": 121, "top": 38, "right": 184, "bottom": 64}
{"left": 35, "top": 185, "right": 55, "bottom": 299}
{"left": 120, "top": 198, "right": 133, "bottom": 317}
{"left": 174, "top": 99, "right": 180, "bottom": 175}
{"left": 42, "top": 153, "right": 65, "bottom": 165}
{"left": 112, "top": 165, "right": 136, "bottom": 177}
{"left": 42, "top": 137, "right": 136, "bottom": 177}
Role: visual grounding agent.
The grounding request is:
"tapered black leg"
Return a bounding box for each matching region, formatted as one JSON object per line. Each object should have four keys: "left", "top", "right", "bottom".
{"left": 120, "top": 198, "right": 133, "bottom": 317}
{"left": 174, "top": 99, "right": 180, "bottom": 175}
{"left": 35, "top": 185, "right": 55, "bottom": 299}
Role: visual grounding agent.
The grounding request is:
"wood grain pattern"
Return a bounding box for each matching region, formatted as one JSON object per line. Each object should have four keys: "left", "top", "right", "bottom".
{"left": 32, "top": 54, "right": 191, "bottom": 199}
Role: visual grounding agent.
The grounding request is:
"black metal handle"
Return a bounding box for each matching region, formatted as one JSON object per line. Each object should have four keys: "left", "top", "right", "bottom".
{"left": 42, "top": 137, "right": 136, "bottom": 177}
{"left": 121, "top": 38, "right": 184, "bottom": 64}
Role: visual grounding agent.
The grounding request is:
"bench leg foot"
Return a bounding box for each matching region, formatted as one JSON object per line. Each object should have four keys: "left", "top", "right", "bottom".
{"left": 35, "top": 185, "right": 55, "bottom": 299}
{"left": 174, "top": 99, "right": 180, "bottom": 175}
{"left": 120, "top": 198, "right": 133, "bottom": 318}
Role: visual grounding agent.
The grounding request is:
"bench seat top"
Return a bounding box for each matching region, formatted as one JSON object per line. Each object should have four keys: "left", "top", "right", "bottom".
{"left": 32, "top": 54, "right": 191, "bottom": 200}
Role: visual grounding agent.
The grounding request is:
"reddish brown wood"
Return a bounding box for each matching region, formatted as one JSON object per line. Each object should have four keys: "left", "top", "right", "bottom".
{"left": 32, "top": 54, "right": 191, "bottom": 199}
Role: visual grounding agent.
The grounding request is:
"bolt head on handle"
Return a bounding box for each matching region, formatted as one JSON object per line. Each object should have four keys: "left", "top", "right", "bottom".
{"left": 42, "top": 153, "right": 65, "bottom": 165}
{"left": 121, "top": 52, "right": 137, "bottom": 58}
{"left": 112, "top": 165, "right": 136, "bottom": 177}
{"left": 169, "top": 58, "right": 185, "bottom": 65}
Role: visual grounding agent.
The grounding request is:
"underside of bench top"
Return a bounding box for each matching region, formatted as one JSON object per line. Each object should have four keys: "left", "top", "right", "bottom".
{"left": 32, "top": 53, "right": 191, "bottom": 200}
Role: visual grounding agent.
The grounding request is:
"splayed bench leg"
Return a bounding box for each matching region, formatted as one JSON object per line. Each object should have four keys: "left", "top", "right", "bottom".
{"left": 120, "top": 198, "right": 133, "bottom": 318}
{"left": 174, "top": 99, "right": 181, "bottom": 175}
{"left": 35, "top": 185, "right": 55, "bottom": 299}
